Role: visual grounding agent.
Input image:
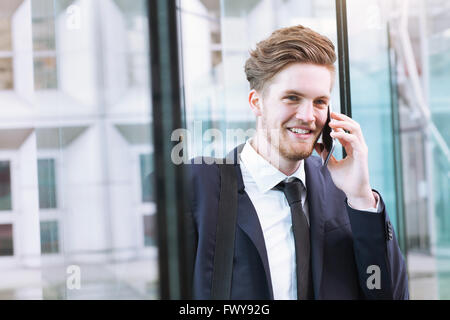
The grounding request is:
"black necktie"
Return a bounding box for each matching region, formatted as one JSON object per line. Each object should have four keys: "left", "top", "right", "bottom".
{"left": 274, "top": 178, "right": 314, "bottom": 300}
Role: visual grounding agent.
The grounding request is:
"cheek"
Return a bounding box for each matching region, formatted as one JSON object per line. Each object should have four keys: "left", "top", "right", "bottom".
{"left": 315, "top": 110, "right": 328, "bottom": 128}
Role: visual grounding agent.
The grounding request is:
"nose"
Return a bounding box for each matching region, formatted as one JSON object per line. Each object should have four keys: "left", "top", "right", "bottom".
{"left": 295, "top": 101, "right": 315, "bottom": 123}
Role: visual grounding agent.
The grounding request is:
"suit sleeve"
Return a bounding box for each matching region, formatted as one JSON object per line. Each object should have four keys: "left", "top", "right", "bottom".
{"left": 346, "top": 190, "right": 409, "bottom": 300}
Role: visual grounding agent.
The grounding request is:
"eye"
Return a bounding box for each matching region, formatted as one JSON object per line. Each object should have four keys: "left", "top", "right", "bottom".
{"left": 314, "top": 99, "right": 328, "bottom": 107}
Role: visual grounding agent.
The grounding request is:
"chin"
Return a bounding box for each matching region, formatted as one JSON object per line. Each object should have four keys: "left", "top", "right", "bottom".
{"left": 280, "top": 144, "right": 315, "bottom": 161}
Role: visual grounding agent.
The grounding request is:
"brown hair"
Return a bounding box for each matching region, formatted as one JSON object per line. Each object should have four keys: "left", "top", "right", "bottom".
{"left": 244, "top": 25, "right": 336, "bottom": 93}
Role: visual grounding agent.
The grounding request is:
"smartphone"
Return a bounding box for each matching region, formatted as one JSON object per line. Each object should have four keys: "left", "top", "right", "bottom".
{"left": 320, "top": 105, "right": 335, "bottom": 167}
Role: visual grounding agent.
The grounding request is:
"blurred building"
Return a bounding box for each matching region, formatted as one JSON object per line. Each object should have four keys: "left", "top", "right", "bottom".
{"left": 0, "top": 0, "right": 157, "bottom": 299}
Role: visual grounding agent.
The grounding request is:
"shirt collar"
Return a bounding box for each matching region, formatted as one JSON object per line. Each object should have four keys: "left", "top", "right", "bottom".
{"left": 239, "top": 139, "right": 307, "bottom": 194}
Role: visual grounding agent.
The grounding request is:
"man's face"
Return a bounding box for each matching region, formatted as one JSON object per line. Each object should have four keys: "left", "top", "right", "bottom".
{"left": 256, "top": 63, "right": 332, "bottom": 161}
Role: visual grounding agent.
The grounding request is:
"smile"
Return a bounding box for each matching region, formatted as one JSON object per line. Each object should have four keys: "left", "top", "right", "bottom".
{"left": 288, "top": 128, "right": 312, "bottom": 134}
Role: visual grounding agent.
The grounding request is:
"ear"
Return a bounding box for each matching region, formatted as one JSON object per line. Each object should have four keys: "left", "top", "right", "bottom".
{"left": 248, "top": 89, "right": 263, "bottom": 117}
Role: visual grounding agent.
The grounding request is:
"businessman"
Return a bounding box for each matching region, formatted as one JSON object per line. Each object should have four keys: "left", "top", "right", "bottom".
{"left": 187, "top": 25, "right": 409, "bottom": 299}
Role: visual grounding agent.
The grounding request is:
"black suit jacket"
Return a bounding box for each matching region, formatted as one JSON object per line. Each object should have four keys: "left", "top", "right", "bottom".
{"left": 187, "top": 145, "right": 409, "bottom": 299}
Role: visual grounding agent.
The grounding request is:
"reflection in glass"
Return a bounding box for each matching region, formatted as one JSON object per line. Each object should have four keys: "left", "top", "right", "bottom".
{"left": 30, "top": 0, "right": 158, "bottom": 300}
{"left": 426, "top": 0, "right": 450, "bottom": 300}
{"left": 346, "top": 0, "right": 399, "bottom": 229}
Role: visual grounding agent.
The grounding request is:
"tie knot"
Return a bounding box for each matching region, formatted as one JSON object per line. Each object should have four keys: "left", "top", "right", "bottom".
{"left": 274, "top": 178, "right": 304, "bottom": 206}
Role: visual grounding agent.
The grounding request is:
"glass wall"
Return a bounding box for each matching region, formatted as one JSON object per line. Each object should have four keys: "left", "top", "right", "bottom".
{"left": 424, "top": 0, "right": 450, "bottom": 299}
{"left": 0, "top": 0, "right": 158, "bottom": 299}
{"left": 346, "top": 0, "right": 400, "bottom": 233}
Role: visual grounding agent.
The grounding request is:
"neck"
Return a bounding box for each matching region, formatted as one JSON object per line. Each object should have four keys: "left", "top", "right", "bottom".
{"left": 251, "top": 134, "right": 301, "bottom": 176}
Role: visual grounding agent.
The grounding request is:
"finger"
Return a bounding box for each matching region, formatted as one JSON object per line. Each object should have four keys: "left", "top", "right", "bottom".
{"left": 326, "top": 153, "right": 339, "bottom": 167}
{"left": 330, "top": 131, "right": 367, "bottom": 155}
{"left": 330, "top": 131, "right": 358, "bottom": 154}
{"left": 329, "top": 119, "right": 363, "bottom": 139}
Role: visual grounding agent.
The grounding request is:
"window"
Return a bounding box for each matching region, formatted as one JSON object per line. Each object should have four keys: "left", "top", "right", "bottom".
{"left": 0, "top": 224, "right": 13, "bottom": 256}
{"left": 0, "top": 161, "right": 12, "bottom": 211}
{"left": 139, "top": 153, "right": 154, "bottom": 203}
{"left": 37, "top": 159, "right": 57, "bottom": 209}
{"left": 40, "top": 221, "right": 59, "bottom": 254}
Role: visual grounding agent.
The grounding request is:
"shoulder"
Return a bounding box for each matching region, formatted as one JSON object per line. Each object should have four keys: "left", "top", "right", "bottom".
{"left": 185, "top": 157, "right": 222, "bottom": 201}
{"left": 186, "top": 157, "right": 220, "bottom": 184}
{"left": 185, "top": 157, "right": 222, "bottom": 223}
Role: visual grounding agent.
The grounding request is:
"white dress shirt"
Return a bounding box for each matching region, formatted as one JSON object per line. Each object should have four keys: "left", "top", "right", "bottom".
{"left": 239, "top": 139, "right": 379, "bottom": 300}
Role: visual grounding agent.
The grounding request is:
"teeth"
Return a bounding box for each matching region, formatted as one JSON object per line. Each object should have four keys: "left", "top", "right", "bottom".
{"left": 289, "top": 128, "right": 310, "bottom": 134}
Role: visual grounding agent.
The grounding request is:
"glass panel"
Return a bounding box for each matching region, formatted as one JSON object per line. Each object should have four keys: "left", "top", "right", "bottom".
{"left": 0, "top": 58, "right": 14, "bottom": 90}
{"left": 426, "top": 0, "right": 450, "bottom": 300}
{"left": 0, "top": 161, "right": 12, "bottom": 211}
{"left": 346, "top": 0, "right": 399, "bottom": 229}
{"left": 40, "top": 220, "right": 59, "bottom": 254}
{"left": 38, "top": 159, "right": 57, "bottom": 209}
{"left": 28, "top": 0, "right": 158, "bottom": 299}
{"left": 0, "top": 224, "right": 13, "bottom": 256}
{"left": 384, "top": 0, "right": 450, "bottom": 299}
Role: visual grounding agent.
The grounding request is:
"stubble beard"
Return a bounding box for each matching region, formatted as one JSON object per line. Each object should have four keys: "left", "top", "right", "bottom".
{"left": 260, "top": 115, "right": 322, "bottom": 162}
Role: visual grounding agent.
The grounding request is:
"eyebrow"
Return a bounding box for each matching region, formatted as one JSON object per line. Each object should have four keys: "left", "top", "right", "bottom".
{"left": 282, "top": 90, "right": 330, "bottom": 99}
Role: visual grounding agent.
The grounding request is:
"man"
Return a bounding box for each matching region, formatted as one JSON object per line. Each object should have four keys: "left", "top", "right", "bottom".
{"left": 187, "top": 25, "right": 408, "bottom": 299}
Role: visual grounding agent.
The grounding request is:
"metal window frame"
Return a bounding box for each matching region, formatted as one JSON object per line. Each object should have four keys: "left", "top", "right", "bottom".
{"left": 387, "top": 21, "right": 408, "bottom": 262}
{"left": 335, "top": 0, "right": 352, "bottom": 158}
{"left": 148, "top": 0, "right": 191, "bottom": 300}
{"left": 335, "top": 0, "right": 352, "bottom": 118}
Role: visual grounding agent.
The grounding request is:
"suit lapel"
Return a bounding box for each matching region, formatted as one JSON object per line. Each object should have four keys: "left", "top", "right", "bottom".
{"left": 304, "top": 157, "right": 327, "bottom": 299}
{"left": 236, "top": 190, "right": 274, "bottom": 299}
{"left": 229, "top": 144, "right": 274, "bottom": 299}
{"left": 229, "top": 145, "right": 328, "bottom": 300}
